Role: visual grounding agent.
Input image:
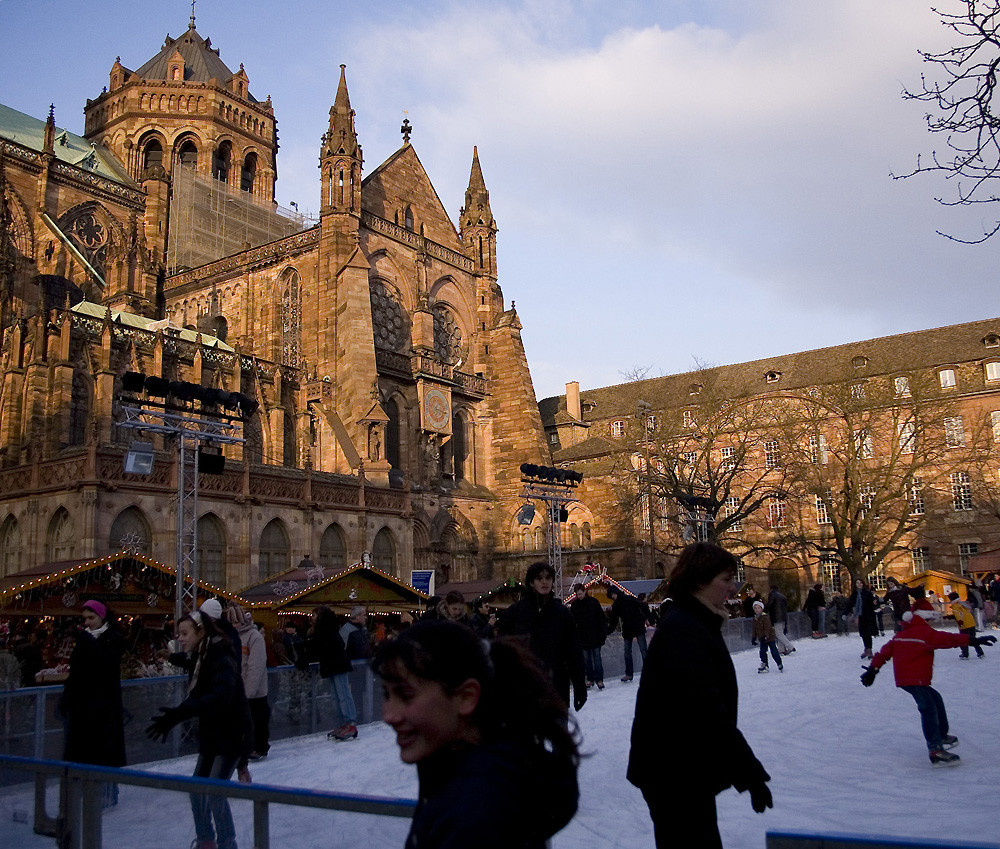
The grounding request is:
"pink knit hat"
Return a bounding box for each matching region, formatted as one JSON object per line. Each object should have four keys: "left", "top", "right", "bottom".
{"left": 82, "top": 599, "right": 108, "bottom": 621}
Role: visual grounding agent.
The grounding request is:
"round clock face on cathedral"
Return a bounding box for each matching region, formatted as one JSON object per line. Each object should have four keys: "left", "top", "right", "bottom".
{"left": 423, "top": 388, "right": 450, "bottom": 431}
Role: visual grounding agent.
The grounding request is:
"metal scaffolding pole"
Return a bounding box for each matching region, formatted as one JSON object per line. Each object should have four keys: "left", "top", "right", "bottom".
{"left": 118, "top": 403, "right": 244, "bottom": 625}
{"left": 521, "top": 480, "right": 577, "bottom": 599}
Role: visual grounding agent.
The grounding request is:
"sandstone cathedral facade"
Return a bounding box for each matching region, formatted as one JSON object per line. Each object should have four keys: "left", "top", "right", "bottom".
{"left": 0, "top": 17, "right": 558, "bottom": 592}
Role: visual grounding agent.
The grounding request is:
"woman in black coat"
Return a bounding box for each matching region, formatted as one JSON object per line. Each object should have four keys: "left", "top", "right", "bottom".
{"left": 845, "top": 579, "right": 879, "bottom": 658}
{"left": 148, "top": 611, "right": 251, "bottom": 849}
{"left": 627, "top": 543, "right": 771, "bottom": 848}
{"left": 61, "top": 599, "right": 126, "bottom": 806}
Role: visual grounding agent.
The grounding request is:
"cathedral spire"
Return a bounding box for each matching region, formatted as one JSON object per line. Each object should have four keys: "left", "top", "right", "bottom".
{"left": 43, "top": 105, "right": 56, "bottom": 155}
{"left": 320, "top": 65, "right": 362, "bottom": 215}
{"left": 460, "top": 146, "right": 497, "bottom": 276}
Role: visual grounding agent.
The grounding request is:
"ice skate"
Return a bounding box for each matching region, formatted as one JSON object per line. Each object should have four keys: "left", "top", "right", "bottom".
{"left": 929, "top": 748, "right": 960, "bottom": 767}
{"left": 941, "top": 734, "right": 959, "bottom": 749}
{"left": 757, "top": 663, "right": 768, "bottom": 673}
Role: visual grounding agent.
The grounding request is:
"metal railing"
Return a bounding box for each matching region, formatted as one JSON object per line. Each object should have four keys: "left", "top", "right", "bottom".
{"left": 0, "top": 753, "right": 415, "bottom": 849}
{"left": 766, "top": 830, "right": 1000, "bottom": 849}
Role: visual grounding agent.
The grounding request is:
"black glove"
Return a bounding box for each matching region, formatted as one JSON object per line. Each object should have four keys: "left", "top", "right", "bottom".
{"left": 146, "top": 706, "right": 184, "bottom": 742}
{"left": 970, "top": 634, "right": 997, "bottom": 648}
{"left": 573, "top": 692, "right": 587, "bottom": 712}
{"left": 860, "top": 665, "right": 879, "bottom": 687}
{"left": 751, "top": 639, "right": 757, "bottom": 646}
{"left": 748, "top": 781, "right": 773, "bottom": 813}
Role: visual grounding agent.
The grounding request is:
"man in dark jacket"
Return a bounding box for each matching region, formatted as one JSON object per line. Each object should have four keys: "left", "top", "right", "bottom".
{"left": 766, "top": 585, "right": 795, "bottom": 655}
{"left": 606, "top": 586, "right": 655, "bottom": 682}
{"left": 570, "top": 583, "right": 607, "bottom": 690}
{"left": 804, "top": 583, "right": 827, "bottom": 638}
{"left": 498, "top": 562, "right": 587, "bottom": 711}
{"left": 310, "top": 605, "right": 358, "bottom": 741}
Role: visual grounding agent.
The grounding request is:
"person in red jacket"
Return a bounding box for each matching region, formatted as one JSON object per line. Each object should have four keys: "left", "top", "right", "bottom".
{"left": 860, "top": 609, "right": 995, "bottom": 766}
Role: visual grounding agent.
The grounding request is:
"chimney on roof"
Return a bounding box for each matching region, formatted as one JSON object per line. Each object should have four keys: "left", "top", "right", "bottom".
{"left": 566, "top": 381, "right": 581, "bottom": 421}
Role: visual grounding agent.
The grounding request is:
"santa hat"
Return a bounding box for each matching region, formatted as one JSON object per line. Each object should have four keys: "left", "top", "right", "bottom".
{"left": 910, "top": 595, "right": 937, "bottom": 621}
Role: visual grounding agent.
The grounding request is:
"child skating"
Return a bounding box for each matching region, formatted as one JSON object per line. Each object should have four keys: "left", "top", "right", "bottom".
{"left": 752, "top": 600, "right": 783, "bottom": 673}
{"left": 860, "top": 607, "right": 995, "bottom": 766}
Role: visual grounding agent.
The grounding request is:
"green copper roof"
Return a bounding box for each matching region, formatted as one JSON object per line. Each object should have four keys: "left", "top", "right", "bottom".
{"left": 0, "top": 103, "right": 135, "bottom": 187}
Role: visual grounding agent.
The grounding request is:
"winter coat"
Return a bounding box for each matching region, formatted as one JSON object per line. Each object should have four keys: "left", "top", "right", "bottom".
{"left": 470, "top": 611, "right": 495, "bottom": 641}
{"left": 627, "top": 595, "right": 769, "bottom": 797}
{"left": 175, "top": 634, "right": 252, "bottom": 758}
{"left": 951, "top": 599, "right": 975, "bottom": 630}
{"left": 339, "top": 621, "right": 372, "bottom": 661}
{"left": 752, "top": 612, "right": 777, "bottom": 643}
{"left": 405, "top": 740, "right": 578, "bottom": 849}
{"left": 237, "top": 619, "right": 268, "bottom": 699}
{"left": 766, "top": 588, "right": 788, "bottom": 625}
{"left": 884, "top": 586, "right": 921, "bottom": 621}
{"left": 311, "top": 612, "right": 352, "bottom": 677}
{"left": 804, "top": 587, "right": 825, "bottom": 611}
{"left": 869, "top": 615, "right": 969, "bottom": 687}
{"left": 607, "top": 594, "right": 653, "bottom": 639}
{"left": 845, "top": 587, "right": 879, "bottom": 638}
{"left": 61, "top": 625, "right": 126, "bottom": 767}
{"left": 498, "top": 591, "right": 586, "bottom": 706}
{"left": 570, "top": 594, "right": 607, "bottom": 650}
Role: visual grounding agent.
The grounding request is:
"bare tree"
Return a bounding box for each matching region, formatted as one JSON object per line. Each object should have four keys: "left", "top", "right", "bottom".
{"left": 774, "top": 370, "right": 966, "bottom": 584}
{"left": 613, "top": 369, "right": 790, "bottom": 562}
{"left": 896, "top": 1, "right": 1000, "bottom": 242}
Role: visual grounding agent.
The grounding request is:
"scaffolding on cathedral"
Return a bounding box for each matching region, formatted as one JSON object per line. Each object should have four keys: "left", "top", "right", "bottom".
{"left": 166, "top": 166, "right": 315, "bottom": 274}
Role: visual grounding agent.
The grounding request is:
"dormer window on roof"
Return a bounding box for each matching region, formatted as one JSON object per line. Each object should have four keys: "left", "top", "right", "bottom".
{"left": 985, "top": 334, "right": 1000, "bottom": 348}
{"left": 765, "top": 371, "right": 781, "bottom": 384}
{"left": 852, "top": 355, "right": 869, "bottom": 370}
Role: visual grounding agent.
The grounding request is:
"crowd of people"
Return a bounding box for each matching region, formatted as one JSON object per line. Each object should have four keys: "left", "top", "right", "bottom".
{"left": 7, "top": 557, "right": 999, "bottom": 848}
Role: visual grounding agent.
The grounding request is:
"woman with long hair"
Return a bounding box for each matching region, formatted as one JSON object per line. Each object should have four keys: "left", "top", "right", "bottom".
{"left": 147, "top": 610, "right": 251, "bottom": 849}
{"left": 374, "top": 618, "right": 579, "bottom": 849}
{"left": 628, "top": 543, "right": 772, "bottom": 848}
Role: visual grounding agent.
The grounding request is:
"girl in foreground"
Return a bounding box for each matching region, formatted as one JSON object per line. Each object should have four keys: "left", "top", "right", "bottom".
{"left": 374, "top": 619, "right": 579, "bottom": 849}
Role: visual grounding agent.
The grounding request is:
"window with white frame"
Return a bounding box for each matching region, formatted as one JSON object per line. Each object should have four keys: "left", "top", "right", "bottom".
{"left": 959, "top": 542, "right": 979, "bottom": 575}
{"left": 911, "top": 546, "right": 930, "bottom": 574}
{"left": 868, "top": 563, "right": 887, "bottom": 592}
{"left": 910, "top": 477, "right": 925, "bottom": 515}
{"left": 764, "top": 440, "right": 780, "bottom": 470}
{"left": 768, "top": 496, "right": 786, "bottom": 528}
{"left": 682, "top": 410, "right": 694, "bottom": 428}
{"left": 987, "top": 362, "right": 1000, "bottom": 382}
{"left": 898, "top": 419, "right": 916, "bottom": 454}
{"left": 646, "top": 414, "right": 658, "bottom": 433}
{"left": 894, "top": 376, "right": 910, "bottom": 396}
{"left": 951, "top": 471, "right": 973, "bottom": 511}
{"left": 725, "top": 496, "right": 741, "bottom": 531}
{"left": 810, "top": 434, "right": 828, "bottom": 464}
{"left": 944, "top": 416, "right": 965, "bottom": 447}
{"left": 939, "top": 368, "right": 957, "bottom": 389}
{"left": 610, "top": 420, "right": 625, "bottom": 438}
{"left": 820, "top": 554, "right": 842, "bottom": 593}
{"left": 681, "top": 451, "right": 697, "bottom": 465}
{"left": 815, "top": 493, "right": 831, "bottom": 525}
{"left": 860, "top": 485, "right": 877, "bottom": 517}
{"left": 851, "top": 383, "right": 866, "bottom": 401}
{"left": 854, "top": 429, "right": 873, "bottom": 459}
{"left": 720, "top": 446, "right": 736, "bottom": 468}
{"left": 992, "top": 410, "right": 1000, "bottom": 443}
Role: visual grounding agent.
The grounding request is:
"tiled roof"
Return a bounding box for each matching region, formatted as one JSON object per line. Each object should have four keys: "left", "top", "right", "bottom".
{"left": 71, "top": 300, "right": 234, "bottom": 350}
{"left": 133, "top": 24, "right": 256, "bottom": 102}
{"left": 540, "top": 316, "right": 1000, "bottom": 425}
{"left": 0, "top": 103, "right": 135, "bottom": 186}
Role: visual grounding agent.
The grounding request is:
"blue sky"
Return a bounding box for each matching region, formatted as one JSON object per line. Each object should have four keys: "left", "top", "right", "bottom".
{"left": 2, "top": 1, "right": 995, "bottom": 400}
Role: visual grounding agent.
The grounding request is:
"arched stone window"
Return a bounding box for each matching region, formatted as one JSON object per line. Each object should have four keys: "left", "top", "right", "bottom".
{"left": 142, "top": 139, "right": 163, "bottom": 172}
{"left": 569, "top": 523, "right": 581, "bottom": 548}
{"left": 283, "top": 411, "right": 297, "bottom": 467}
{"left": 319, "top": 523, "right": 347, "bottom": 572}
{"left": 452, "top": 412, "right": 467, "bottom": 482}
{"left": 177, "top": 139, "right": 198, "bottom": 168}
{"left": 372, "top": 527, "right": 396, "bottom": 573}
{"left": 582, "top": 522, "right": 592, "bottom": 547}
{"left": 241, "top": 152, "right": 257, "bottom": 193}
{"left": 384, "top": 399, "right": 400, "bottom": 471}
{"left": 404, "top": 207, "right": 414, "bottom": 231}
{"left": 197, "top": 514, "right": 227, "bottom": 587}
{"left": 280, "top": 268, "right": 300, "bottom": 367}
{"left": 108, "top": 506, "right": 151, "bottom": 556}
{"left": 259, "top": 519, "right": 290, "bottom": 577}
{"left": 0, "top": 516, "right": 20, "bottom": 577}
{"left": 47, "top": 507, "right": 75, "bottom": 562}
{"left": 213, "top": 141, "right": 232, "bottom": 183}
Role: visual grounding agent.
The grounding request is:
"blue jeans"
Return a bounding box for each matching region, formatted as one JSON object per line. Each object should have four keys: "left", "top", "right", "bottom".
{"left": 759, "top": 640, "right": 782, "bottom": 667}
{"left": 582, "top": 647, "right": 604, "bottom": 684}
{"left": 624, "top": 632, "right": 648, "bottom": 677}
{"left": 901, "top": 685, "right": 949, "bottom": 750}
{"left": 330, "top": 672, "right": 358, "bottom": 725}
{"left": 190, "top": 753, "right": 239, "bottom": 849}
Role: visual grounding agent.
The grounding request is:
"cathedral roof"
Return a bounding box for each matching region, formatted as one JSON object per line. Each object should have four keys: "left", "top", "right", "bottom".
{"left": 0, "top": 103, "right": 135, "bottom": 186}
{"left": 72, "top": 300, "right": 234, "bottom": 351}
{"left": 132, "top": 21, "right": 257, "bottom": 102}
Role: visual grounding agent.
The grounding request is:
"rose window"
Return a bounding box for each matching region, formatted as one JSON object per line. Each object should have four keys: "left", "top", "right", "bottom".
{"left": 433, "top": 304, "right": 463, "bottom": 366}
{"left": 71, "top": 212, "right": 107, "bottom": 249}
{"left": 370, "top": 280, "right": 407, "bottom": 351}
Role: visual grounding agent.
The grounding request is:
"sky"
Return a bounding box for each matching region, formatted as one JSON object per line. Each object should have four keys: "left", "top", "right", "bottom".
{"left": 2, "top": 1, "right": 998, "bottom": 401}
{"left": 6, "top": 626, "right": 1000, "bottom": 847}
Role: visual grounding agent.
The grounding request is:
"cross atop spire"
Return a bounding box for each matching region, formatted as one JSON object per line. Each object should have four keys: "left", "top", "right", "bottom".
{"left": 401, "top": 114, "right": 412, "bottom": 145}
{"left": 190, "top": 0, "right": 196, "bottom": 28}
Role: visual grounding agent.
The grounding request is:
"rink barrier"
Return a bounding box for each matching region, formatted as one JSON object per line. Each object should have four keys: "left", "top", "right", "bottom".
{"left": 0, "top": 752, "right": 417, "bottom": 849}
{"left": 767, "top": 830, "right": 1000, "bottom": 849}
